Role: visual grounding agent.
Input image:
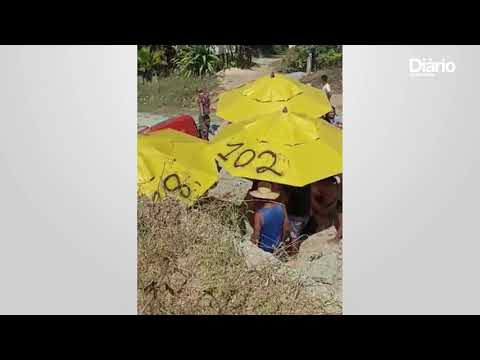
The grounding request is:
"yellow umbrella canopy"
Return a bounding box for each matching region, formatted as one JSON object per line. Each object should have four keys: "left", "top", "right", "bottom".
{"left": 210, "top": 110, "right": 342, "bottom": 187}
{"left": 138, "top": 129, "right": 219, "bottom": 205}
{"left": 216, "top": 73, "right": 332, "bottom": 123}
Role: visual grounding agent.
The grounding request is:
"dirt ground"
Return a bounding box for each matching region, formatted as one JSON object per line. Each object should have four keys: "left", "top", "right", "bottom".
{"left": 216, "top": 58, "right": 282, "bottom": 90}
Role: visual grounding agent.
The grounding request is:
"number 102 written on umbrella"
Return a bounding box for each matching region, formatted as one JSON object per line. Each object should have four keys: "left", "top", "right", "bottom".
{"left": 217, "top": 143, "right": 286, "bottom": 177}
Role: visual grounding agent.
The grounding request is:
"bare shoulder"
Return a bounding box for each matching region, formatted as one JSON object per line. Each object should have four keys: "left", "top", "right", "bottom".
{"left": 254, "top": 210, "right": 263, "bottom": 225}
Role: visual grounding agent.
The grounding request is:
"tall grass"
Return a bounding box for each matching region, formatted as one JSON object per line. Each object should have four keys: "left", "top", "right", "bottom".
{"left": 138, "top": 75, "right": 218, "bottom": 113}
{"left": 138, "top": 196, "right": 336, "bottom": 315}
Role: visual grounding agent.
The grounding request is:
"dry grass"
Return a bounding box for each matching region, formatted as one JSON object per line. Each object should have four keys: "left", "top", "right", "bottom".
{"left": 138, "top": 196, "right": 333, "bottom": 315}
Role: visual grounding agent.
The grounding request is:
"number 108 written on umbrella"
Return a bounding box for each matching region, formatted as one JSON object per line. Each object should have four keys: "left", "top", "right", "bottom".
{"left": 152, "top": 171, "right": 203, "bottom": 202}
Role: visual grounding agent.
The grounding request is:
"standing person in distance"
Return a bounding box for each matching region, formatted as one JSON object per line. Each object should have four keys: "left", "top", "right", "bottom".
{"left": 197, "top": 88, "right": 211, "bottom": 140}
{"left": 320, "top": 74, "right": 336, "bottom": 124}
{"left": 320, "top": 74, "right": 332, "bottom": 102}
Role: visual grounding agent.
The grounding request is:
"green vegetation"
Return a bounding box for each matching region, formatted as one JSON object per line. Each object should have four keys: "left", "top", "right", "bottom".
{"left": 173, "top": 45, "right": 220, "bottom": 78}
{"left": 217, "top": 45, "right": 255, "bottom": 69}
{"left": 137, "top": 45, "right": 289, "bottom": 82}
{"left": 137, "top": 45, "right": 173, "bottom": 81}
{"left": 138, "top": 75, "right": 218, "bottom": 113}
{"left": 272, "top": 45, "right": 289, "bottom": 55}
{"left": 137, "top": 44, "right": 285, "bottom": 113}
{"left": 137, "top": 45, "right": 259, "bottom": 112}
{"left": 280, "top": 45, "right": 342, "bottom": 73}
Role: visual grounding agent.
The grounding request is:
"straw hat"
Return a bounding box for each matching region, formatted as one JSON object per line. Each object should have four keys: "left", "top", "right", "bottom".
{"left": 249, "top": 182, "right": 280, "bottom": 200}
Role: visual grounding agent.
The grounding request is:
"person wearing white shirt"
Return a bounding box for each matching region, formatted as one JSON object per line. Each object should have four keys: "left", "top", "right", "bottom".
{"left": 320, "top": 74, "right": 332, "bottom": 101}
{"left": 319, "top": 74, "right": 338, "bottom": 125}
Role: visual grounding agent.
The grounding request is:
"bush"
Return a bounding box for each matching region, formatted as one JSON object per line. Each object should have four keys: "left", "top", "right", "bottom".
{"left": 281, "top": 45, "right": 342, "bottom": 72}
{"left": 217, "top": 45, "right": 255, "bottom": 70}
{"left": 173, "top": 45, "right": 220, "bottom": 78}
{"left": 272, "top": 45, "right": 289, "bottom": 54}
{"left": 251, "top": 45, "right": 288, "bottom": 57}
{"left": 316, "top": 47, "right": 342, "bottom": 67}
{"left": 281, "top": 46, "right": 310, "bottom": 72}
{"left": 137, "top": 46, "right": 168, "bottom": 81}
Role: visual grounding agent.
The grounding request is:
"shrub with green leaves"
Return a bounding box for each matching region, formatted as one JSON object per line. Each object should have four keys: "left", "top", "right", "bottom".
{"left": 281, "top": 46, "right": 310, "bottom": 72}
{"left": 316, "top": 47, "right": 342, "bottom": 67}
{"left": 173, "top": 45, "right": 220, "bottom": 78}
{"left": 138, "top": 46, "right": 167, "bottom": 81}
{"left": 272, "top": 45, "right": 289, "bottom": 55}
{"left": 281, "top": 45, "right": 342, "bottom": 72}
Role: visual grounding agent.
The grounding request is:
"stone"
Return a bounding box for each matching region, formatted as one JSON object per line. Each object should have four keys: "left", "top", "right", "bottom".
{"left": 299, "top": 254, "right": 338, "bottom": 285}
{"left": 295, "top": 226, "right": 342, "bottom": 285}
{"left": 239, "top": 240, "right": 280, "bottom": 270}
{"left": 297, "top": 226, "right": 339, "bottom": 261}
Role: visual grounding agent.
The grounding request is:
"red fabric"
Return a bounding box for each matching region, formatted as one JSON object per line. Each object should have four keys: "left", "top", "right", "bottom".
{"left": 145, "top": 115, "right": 199, "bottom": 138}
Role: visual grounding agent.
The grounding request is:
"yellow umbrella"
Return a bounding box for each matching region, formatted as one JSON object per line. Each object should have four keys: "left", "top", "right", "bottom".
{"left": 210, "top": 109, "right": 342, "bottom": 187}
{"left": 216, "top": 73, "right": 332, "bottom": 123}
{"left": 138, "top": 129, "right": 219, "bottom": 205}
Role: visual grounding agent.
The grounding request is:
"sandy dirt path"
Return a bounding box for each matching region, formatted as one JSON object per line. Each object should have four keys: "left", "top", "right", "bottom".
{"left": 217, "top": 57, "right": 282, "bottom": 91}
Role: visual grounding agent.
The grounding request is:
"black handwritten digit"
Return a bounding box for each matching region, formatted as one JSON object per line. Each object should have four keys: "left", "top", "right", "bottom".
{"left": 162, "top": 173, "right": 193, "bottom": 199}
{"left": 163, "top": 173, "right": 182, "bottom": 192}
{"left": 256, "top": 150, "right": 283, "bottom": 176}
{"left": 179, "top": 184, "right": 191, "bottom": 199}
{"left": 217, "top": 143, "right": 244, "bottom": 161}
{"left": 234, "top": 149, "right": 256, "bottom": 168}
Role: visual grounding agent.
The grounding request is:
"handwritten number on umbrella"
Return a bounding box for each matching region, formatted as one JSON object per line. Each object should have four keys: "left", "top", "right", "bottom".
{"left": 219, "top": 143, "right": 284, "bottom": 177}
{"left": 256, "top": 150, "right": 283, "bottom": 176}
{"left": 163, "top": 173, "right": 192, "bottom": 199}
{"left": 234, "top": 149, "right": 256, "bottom": 168}
{"left": 179, "top": 184, "right": 191, "bottom": 199}
{"left": 218, "top": 143, "right": 244, "bottom": 161}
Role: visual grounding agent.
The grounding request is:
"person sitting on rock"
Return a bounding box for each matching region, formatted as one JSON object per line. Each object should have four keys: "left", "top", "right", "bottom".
{"left": 250, "top": 182, "right": 289, "bottom": 254}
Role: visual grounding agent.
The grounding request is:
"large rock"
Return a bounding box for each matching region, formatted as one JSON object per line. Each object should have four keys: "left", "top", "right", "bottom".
{"left": 300, "top": 254, "right": 338, "bottom": 285}
{"left": 295, "top": 227, "right": 342, "bottom": 285}
{"left": 237, "top": 220, "right": 278, "bottom": 270}
{"left": 298, "top": 227, "right": 338, "bottom": 261}
{"left": 239, "top": 240, "right": 280, "bottom": 270}
{"left": 236, "top": 222, "right": 342, "bottom": 311}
